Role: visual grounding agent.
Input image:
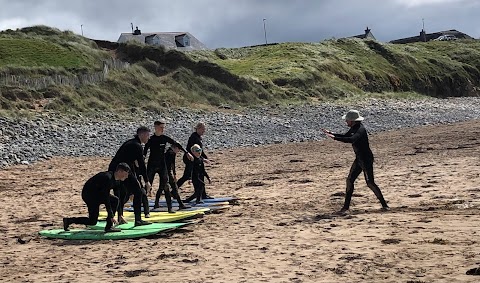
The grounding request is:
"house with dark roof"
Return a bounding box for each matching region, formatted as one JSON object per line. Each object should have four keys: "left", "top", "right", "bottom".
{"left": 348, "top": 27, "right": 376, "bottom": 40}
{"left": 390, "top": 29, "right": 473, "bottom": 44}
{"left": 117, "top": 27, "right": 208, "bottom": 51}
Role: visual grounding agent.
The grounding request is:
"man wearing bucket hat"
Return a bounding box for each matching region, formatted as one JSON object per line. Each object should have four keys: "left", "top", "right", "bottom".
{"left": 322, "top": 110, "right": 389, "bottom": 213}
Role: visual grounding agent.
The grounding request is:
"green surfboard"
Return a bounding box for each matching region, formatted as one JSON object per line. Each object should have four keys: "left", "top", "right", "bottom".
{"left": 39, "top": 228, "right": 164, "bottom": 240}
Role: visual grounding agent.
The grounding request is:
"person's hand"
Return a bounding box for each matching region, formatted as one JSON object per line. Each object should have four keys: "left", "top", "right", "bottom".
{"left": 321, "top": 128, "right": 335, "bottom": 139}
{"left": 134, "top": 160, "right": 139, "bottom": 168}
{"left": 186, "top": 153, "right": 194, "bottom": 161}
{"left": 111, "top": 217, "right": 118, "bottom": 226}
{"left": 204, "top": 159, "right": 211, "bottom": 165}
{"left": 321, "top": 128, "right": 332, "bottom": 134}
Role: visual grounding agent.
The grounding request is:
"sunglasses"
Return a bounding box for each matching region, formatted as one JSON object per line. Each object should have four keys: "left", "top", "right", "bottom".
{"left": 193, "top": 148, "right": 202, "bottom": 153}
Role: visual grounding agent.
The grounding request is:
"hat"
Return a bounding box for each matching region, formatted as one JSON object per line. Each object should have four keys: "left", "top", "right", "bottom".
{"left": 342, "top": 110, "right": 364, "bottom": 121}
{"left": 191, "top": 144, "right": 202, "bottom": 153}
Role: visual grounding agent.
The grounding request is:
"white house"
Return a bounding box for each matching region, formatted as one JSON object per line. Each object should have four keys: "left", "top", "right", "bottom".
{"left": 117, "top": 27, "right": 208, "bottom": 51}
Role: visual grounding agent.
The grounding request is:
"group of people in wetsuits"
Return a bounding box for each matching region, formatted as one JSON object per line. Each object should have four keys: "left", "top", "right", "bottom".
{"left": 63, "top": 120, "right": 211, "bottom": 232}
{"left": 63, "top": 109, "right": 389, "bottom": 232}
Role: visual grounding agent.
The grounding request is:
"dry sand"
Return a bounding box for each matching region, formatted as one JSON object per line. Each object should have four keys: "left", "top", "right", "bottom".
{"left": 1, "top": 120, "right": 480, "bottom": 283}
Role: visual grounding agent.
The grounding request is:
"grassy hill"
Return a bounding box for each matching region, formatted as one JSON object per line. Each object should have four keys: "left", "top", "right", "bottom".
{"left": 0, "top": 25, "right": 479, "bottom": 114}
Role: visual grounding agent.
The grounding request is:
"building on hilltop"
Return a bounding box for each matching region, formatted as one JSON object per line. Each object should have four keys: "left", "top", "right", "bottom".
{"left": 390, "top": 29, "right": 474, "bottom": 44}
{"left": 117, "top": 26, "right": 208, "bottom": 51}
{"left": 348, "top": 27, "right": 376, "bottom": 40}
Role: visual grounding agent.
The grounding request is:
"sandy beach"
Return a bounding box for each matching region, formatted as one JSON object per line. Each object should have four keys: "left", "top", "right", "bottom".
{"left": 1, "top": 120, "right": 480, "bottom": 283}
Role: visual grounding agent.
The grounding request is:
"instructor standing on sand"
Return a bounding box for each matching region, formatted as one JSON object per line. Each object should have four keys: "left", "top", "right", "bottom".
{"left": 322, "top": 110, "right": 389, "bottom": 213}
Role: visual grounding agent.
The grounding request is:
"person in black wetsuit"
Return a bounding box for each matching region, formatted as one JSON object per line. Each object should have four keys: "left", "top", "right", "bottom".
{"left": 143, "top": 119, "right": 192, "bottom": 212}
{"left": 164, "top": 144, "right": 190, "bottom": 209}
{"left": 322, "top": 110, "right": 389, "bottom": 213}
{"left": 177, "top": 122, "right": 212, "bottom": 199}
{"left": 109, "top": 126, "right": 152, "bottom": 226}
{"left": 184, "top": 144, "right": 211, "bottom": 204}
{"left": 63, "top": 163, "right": 131, "bottom": 232}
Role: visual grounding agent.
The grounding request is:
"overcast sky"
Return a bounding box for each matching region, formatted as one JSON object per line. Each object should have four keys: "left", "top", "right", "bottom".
{"left": 0, "top": 0, "right": 478, "bottom": 48}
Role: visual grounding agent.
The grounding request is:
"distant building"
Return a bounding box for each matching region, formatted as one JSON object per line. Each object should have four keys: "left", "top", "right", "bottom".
{"left": 117, "top": 26, "right": 208, "bottom": 51}
{"left": 348, "top": 27, "right": 376, "bottom": 40}
{"left": 390, "top": 29, "right": 474, "bottom": 44}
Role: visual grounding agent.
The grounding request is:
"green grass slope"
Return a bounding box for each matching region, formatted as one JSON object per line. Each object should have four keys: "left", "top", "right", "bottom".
{"left": 189, "top": 39, "right": 480, "bottom": 100}
{"left": 1, "top": 25, "right": 479, "bottom": 114}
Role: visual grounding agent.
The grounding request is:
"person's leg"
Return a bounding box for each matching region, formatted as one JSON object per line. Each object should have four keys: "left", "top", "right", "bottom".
{"left": 193, "top": 180, "right": 204, "bottom": 204}
{"left": 184, "top": 193, "right": 195, "bottom": 204}
{"left": 136, "top": 174, "right": 150, "bottom": 217}
{"left": 361, "top": 160, "right": 389, "bottom": 209}
{"left": 202, "top": 186, "right": 211, "bottom": 199}
{"left": 142, "top": 192, "right": 150, "bottom": 217}
{"left": 159, "top": 166, "right": 174, "bottom": 213}
{"left": 169, "top": 174, "right": 188, "bottom": 209}
{"left": 177, "top": 160, "right": 193, "bottom": 189}
{"left": 153, "top": 167, "right": 165, "bottom": 208}
{"left": 64, "top": 201, "right": 100, "bottom": 230}
{"left": 168, "top": 173, "right": 177, "bottom": 199}
{"left": 125, "top": 173, "right": 150, "bottom": 225}
{"left": 113, "top": 184, "right": 129, "bottom": 222}
{"left": 342, "top": 160, "right": 363, "bottom": 211}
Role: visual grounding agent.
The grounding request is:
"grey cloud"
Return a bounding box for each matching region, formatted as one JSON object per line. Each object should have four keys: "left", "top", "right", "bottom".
{"left": 0, "top": 0, "right": 478, "bottom": 48}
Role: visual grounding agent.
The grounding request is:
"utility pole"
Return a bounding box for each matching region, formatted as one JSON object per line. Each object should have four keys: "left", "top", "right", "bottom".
{"left": 263, "top": 18, "right": 268, "bottom": 45}
{"left": 81, "top": 24, "right": 83, "bottom": 36}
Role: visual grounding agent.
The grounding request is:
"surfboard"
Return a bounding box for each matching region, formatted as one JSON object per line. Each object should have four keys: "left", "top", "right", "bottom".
{"left": 39, "top": 228, "right": 164, "bottom": 240}
{"left": 89, "top": 221, "right": 187, "bottom": 231}
{"left": 99, "top": 210, "right": 207, "bottom": 223}
{"left": 135, "top": 201, "right": 230, "bottom": 208}
{"left": 126, "top": 205, "right": 230, "bottom": 213}
{"left": 126, "top": 197, "right": 238, "bottom": 207}
{"left": 124, "top": 206, "right": 212, "bottom": 213}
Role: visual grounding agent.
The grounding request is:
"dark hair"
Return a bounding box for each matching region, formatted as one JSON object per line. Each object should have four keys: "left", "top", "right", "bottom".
{"left": 116, "top": 162, "right": 131, "bottom": 173}
{"left": 171, "top": 143, "right": 179, "bottom": 149}
{"left": 136, "top": 126, "right": 150, "bottom": 135}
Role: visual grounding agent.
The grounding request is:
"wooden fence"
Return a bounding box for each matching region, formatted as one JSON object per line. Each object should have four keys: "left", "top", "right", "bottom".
{"left": 0, "top": 58, "right": 130, "bottom": 90}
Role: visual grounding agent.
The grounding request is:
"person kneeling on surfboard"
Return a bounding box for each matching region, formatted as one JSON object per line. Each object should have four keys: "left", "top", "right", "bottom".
{"left": 184, "top": 144, "right": 211, "bottom": 204}
{"left": 322, "top": 110, "right": 389, "bottom": 213}
{"left": 63, "top": 163, "right": 131, "bottom": 233}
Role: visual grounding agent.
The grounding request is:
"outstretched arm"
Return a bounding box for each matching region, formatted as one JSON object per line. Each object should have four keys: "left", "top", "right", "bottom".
{"left": 333, "top": 127, "right": 363, "bottom": 144}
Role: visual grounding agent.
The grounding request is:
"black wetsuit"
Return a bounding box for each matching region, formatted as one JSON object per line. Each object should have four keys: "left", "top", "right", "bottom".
{"left": 164, "top": 147, "right": 186, "bottom": 207}
{"left": 108, "top": 136, "right": 149, "bottom": 223}
{"left": 177, "top": 132, "right": 209, "bottom": 199}
{"left": 184, "top": 156, "right": 210, "bottom": 203}
{"left": 143, "top": 134, "right": 185, "bottom": 210}
{"left": 333, "top": 122, "right": 388, "bottom": 210}
{"left": 65, "top": 171, "right": 119, "bottom": 231}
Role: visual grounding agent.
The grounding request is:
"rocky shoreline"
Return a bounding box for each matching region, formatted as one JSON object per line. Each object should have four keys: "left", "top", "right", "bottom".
{"left": 1, "top": 97, "right": 479, "bottom": 167}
